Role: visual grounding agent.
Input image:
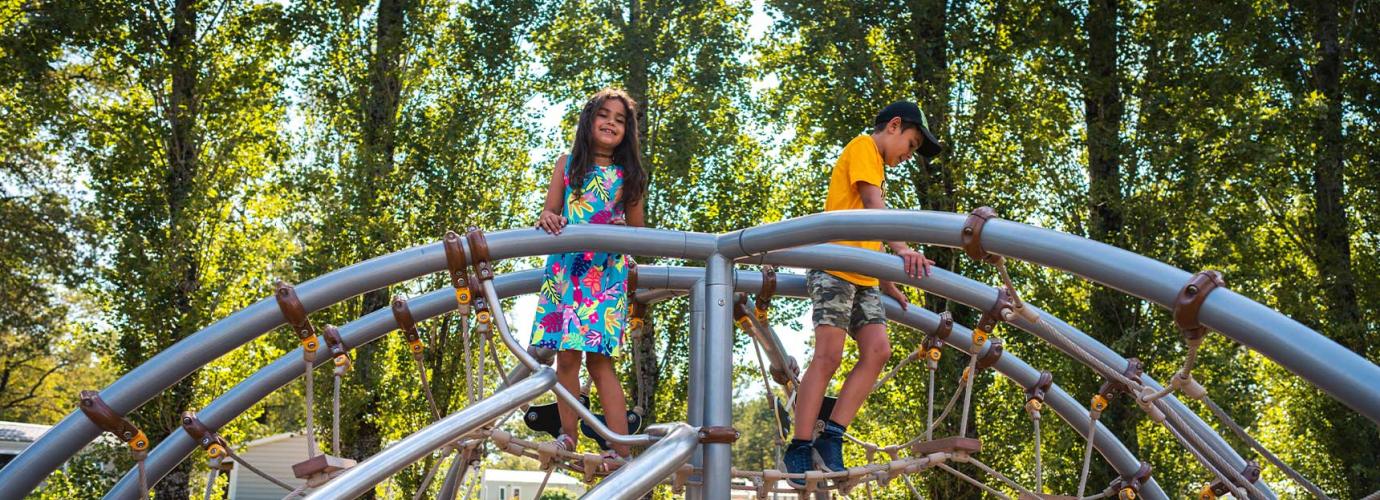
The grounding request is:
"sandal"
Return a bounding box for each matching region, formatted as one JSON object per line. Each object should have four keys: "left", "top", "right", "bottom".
{"left": 554, "top": 434, "right": 577, "bottom": 452}
{"left": 598, "top": 450, "right": 626, "bottom": 473}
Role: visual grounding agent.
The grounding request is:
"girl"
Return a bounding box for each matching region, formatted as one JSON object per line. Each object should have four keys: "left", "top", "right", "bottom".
{"left": 531, "top": 88, "right": 647, "bottom": 463}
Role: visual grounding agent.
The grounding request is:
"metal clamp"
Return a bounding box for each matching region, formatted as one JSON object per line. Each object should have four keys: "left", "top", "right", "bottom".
{"left": 443, "top": 231, "right": 472, "bottom": 307}
{"left": 1174, "top": 270, "right": 1225, "bottom": 341}
{"left": 1099, "top": 358, "right": 1145, "bottom": 402}
{"left": 77, "top": 391, "right": 148, "bottom": 451}
{"left": 973, "top": 288, "right": 1014, "bottom": 349}
{"left": 961, "top": 207, "right": 1002, "bottom": 264}
{"left": 1111, "top": 462, "right": 1153, "bottom": 500}
{"left": 699, "top": 426, "right": 740, "bottom": 444}
{"left": 921, "top": 311, "right": 953, "bottom": 365}
{"left": 465, "top": 227, "right": 493, "bottom": 281}
{"left": 391, "top": 295, "right": 424, "bottom": 354}
{"left": 322, "top": 325, "right": 351, "bottom": 371}
{"left": 274, "top": 281, "right": 319, "bottom": 354}
{"left": 1025, "top": 371, "right": 1054, "bottom": 410}
{"left": 975, "top": 338, "right": 1004, "bottom": 371}
{"left": 1200, "top": 461, "right": 1259, "bottom": 498}
{"left": 182, "top": 411, "right": 229, "bottom": 459}
{"left": 756, "top": 266, "right": 777, "bottom": 318}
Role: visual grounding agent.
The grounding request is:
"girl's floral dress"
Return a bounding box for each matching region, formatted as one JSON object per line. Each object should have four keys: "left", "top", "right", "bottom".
{"left": 530, "top": 160, "right": 630, "bottom": 356}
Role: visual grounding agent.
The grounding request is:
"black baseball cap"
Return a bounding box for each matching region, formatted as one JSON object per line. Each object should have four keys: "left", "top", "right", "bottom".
{"left": 874, "top": 101, "right": 943, "bottom": 158}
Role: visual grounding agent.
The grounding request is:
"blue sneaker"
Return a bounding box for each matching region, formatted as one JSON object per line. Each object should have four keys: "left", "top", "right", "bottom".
{"left": 783, "top": 440, "right": 813, "bottom": 487}
{"left": 813, "top": 422, "right": 846, "bottom": 472}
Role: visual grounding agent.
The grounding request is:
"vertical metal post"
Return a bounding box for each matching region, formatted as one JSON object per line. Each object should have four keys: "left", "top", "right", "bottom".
{"left": 702, "top": 255, "right": 734, "bottom": 498}
{"left": 686, "top": 279, "right": 707, "bottom": 500}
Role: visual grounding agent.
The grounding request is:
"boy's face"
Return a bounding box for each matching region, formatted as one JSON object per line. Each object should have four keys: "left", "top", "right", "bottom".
{"left": 877, "top": 118, "right": 924, "bottom": 167}
{"left": 591, "top": 98, "right": 627, "bottom": 151}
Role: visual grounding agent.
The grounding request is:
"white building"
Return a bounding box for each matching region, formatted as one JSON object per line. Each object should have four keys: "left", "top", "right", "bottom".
{"left": 0, "top": 421, "right": 52, "bottom": 472}
{"left": 226, "top": 432, "right": 312, "bottom": 499}
{"left": 480, "top": 468, "right": 585, "bottom": 500}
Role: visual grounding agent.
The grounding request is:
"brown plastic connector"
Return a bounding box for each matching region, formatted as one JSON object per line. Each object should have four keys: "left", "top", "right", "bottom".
{"left": 443, "top": 231, "right": 472, "bottom": 304}
{"left": 181, "top": 411, "right": 229, "bottom": 458}
{"left": 391, "top": 295, "right": 424, "bottom": 354}
{"left": 1206, "top": 461, "right": 1260, "bottom": 497}
{"left": 1174, "top": 270, "right": 1225, "bottom": 342}
{"left": 699, "top": 426, "right": 740, "bottom": 444}
{"left": 78, "top": 391, "right": 148, "bottom": 451}
{"left": 975, "top": 287, "right": 1014, "bottom": 336}
{"left": 626, "top": 261, "right": 639, "bottom": 297}
{"left": 1025, "top": 371, "right": 1054, "bottom": 404}
{"left": 961, "top": 207, "right": 1002, "bottom": 264}
{"left": 976, "top": 338, "right": 1004, "bottom": 371}
{"left": 465, "top": 227, "right": 493, "bottom": 281}
{"left": 757, "top": 266, "right": 777, "bottom": 314}
{"left": 1111, "top": 462, "right": 1152, "bottom": 499}
{"left": 468, "top": 274, "right": 492, "bottom": 329}
{"left": 1099, "top": 358, "right": 1144, "bottom": 401}
{"left": 274, "top": 282, "right": 318, "bottom": 348}
{"left": 322, "top": 325, "right": 349, "bottom": 359}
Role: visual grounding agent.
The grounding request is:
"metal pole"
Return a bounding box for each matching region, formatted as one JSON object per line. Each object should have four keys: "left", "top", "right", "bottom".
{"left": 686, "top": 279, "right": 707, "bottom": 500}
{"left": 701, "top": 254, "right": 734, "bottom": 498}
{"left": 581, "top": 423, "right": 700, "bottom": 500}
{"left": 304, "top": 368, "right": 558, "bottom": 499}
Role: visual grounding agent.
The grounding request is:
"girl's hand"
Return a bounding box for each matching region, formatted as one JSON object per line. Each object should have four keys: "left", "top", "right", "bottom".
{"left": 536, "top": 210, "right": 567, "bottom": 235}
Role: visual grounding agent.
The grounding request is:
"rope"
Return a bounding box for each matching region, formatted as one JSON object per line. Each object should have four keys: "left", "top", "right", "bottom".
{"left": 1076, "top": 411, "right": 1098, "bottom": 498}
{"left": 532, "top": 466, "right": 556, "bottom": 499}
{"left": 413, "top": 447, "right": 454, "bottom": 500}
{"left": 1157, "top": 398, "right": 1262, "bottom": 499}
{"left": 303, "top": 359, "right": 319, "bottom": 458}
{"left": 413, "top": 352, "right": 443, "bottom": 421}
{"left": 872, "top": 346, "right": 920, "bottom": 391}
{"left": 1203, "top": 396, "right": 1331, "bottom": 499}
{"left": 332, "top": 373, "right": 342, "bottom": 454}
{"left": 966, "top": 456, "right": 1038, "bottom": 497}
{"left": 926, "top": 365, "right": 936, "bottom": 441}
{"left": 463, "top": 321, "right": 475, "bottom": 405}
{"left": 958, "top": 355, "right": 978, "bottom": 438}
{"left": 202, "top": 468, "right": 218, "bottom": 500}
{"left": 936, "top": 463, "right": 1011, "bottom": 500}
{"left": 1031, "top": 410, "right": 1042, "bottom": 493}
{"left": 136, "top": 452, "right": 148, "bottom": 499}
{"left": 226, "top": 447, "right": 297, "bottom": 491}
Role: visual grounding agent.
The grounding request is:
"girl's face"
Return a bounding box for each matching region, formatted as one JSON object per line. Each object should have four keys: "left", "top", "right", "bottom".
{"left": 590, "top": 98, "right": 628, "bottom": 152}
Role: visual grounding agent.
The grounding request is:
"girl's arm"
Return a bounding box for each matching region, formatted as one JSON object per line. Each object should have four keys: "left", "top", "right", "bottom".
{"left": 625, "top": 197, "right": 645, "bottom": 228}
{"left": 536, "top": 154, "right": 569, "bottom": 234}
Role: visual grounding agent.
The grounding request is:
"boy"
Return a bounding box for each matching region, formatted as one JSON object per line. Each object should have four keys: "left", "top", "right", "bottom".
{"left": 784, "top": 101, "right": 942, "bottom": 483}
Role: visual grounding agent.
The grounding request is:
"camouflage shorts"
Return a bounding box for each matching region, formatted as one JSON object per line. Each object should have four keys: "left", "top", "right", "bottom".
{"left": 807, "top": 269, "right": 887, "bottom": 333}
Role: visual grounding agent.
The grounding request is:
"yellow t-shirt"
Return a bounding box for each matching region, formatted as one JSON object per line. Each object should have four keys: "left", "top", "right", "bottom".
{"left": 823, "top": 135, "right": 885, "bottom": 286}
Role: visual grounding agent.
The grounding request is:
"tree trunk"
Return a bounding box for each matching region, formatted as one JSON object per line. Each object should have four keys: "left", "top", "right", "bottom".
{"left": 1301, "top": 0, "right": 1377, "bottom": 493}
{"left": 1083, "top": 0, "right": 1141, "bottom": 490}
{"left": 152, "top": 0, "right": 200, "bottom": 497}
{"left": 343, "top": 2, "right": 408, "bottom": 495}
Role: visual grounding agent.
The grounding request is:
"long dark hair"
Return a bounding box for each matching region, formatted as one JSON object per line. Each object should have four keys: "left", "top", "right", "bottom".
{"left": 567, "top": 88, "right": 647, "bottom": 212}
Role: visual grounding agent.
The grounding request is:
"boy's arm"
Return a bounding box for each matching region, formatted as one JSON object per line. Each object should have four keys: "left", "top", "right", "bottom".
{"left": 858, "top": 183, "right": 934, "bottom": 279}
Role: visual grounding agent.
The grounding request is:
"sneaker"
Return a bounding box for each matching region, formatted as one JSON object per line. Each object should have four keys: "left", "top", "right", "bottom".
{"left": 782, "top": 440, "right": 813, "bottom": 488}
{"left": 554, "top": 434, "right": 576, "bottom": 452}
{"left": 813, "top": 423, "right": 846, "bottom": 472}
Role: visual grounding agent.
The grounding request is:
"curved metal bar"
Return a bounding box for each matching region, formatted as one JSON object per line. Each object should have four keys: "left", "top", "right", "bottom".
{"left": 109, "top": 265, "right": 1168, "bottom": 499}
{"left": 581, "top": 423, "right": 700, "bottom": 500}
{"left": 303, "top": 368, "right": 558, "bottom": 499}
{"left": 727, "top": 209, "right": 1379, "bottom": 423}
{"left": 754, "top": 243, "right": 1273, "bottom": 497}
{"left": 3, "top": 227, "right": 717, "bottom": 498}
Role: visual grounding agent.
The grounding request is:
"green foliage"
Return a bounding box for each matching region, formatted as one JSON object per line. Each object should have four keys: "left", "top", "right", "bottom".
{"left": 1, "top": 0, "right": 1376, "bottom": 498}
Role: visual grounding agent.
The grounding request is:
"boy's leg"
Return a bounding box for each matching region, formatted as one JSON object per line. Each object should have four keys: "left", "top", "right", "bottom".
{"left": 828, "top": 323, "right": 891, "bottom": 425}
{"left": 586, "top": 353, "right": 632, "bottom": 457}
{"left": 791, "top": 325, "right": 847, "bottom": 440}
{"left": 555, "top": 350, "right": 583, "bottom": 441}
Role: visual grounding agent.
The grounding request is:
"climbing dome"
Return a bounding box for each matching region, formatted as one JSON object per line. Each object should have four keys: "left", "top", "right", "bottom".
{"left": 1, "top": 209, "right": 1375, "bottom": 500}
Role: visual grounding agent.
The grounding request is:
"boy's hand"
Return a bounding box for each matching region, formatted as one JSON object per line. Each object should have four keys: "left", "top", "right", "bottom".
{"left": 881, "top": 281, "right": 909, "bottom": 311}
{"left": 896, "top": 248, "right": 934, "bottom": 279}
{"left": 536, "top": 210, "right": 567, "bottom": 235}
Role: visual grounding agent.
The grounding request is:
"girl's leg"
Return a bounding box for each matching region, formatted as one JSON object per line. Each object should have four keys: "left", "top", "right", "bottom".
{"left": 586, "top": 353, "right": 632, "bottom": 457}
{"left": 555, "top": 350, "right": 583, "bottom": 441}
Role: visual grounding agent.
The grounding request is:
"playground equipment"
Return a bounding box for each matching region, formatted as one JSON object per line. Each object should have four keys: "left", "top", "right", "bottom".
{"left": 1, "top": 209, "right": 1375, "bottom": 499}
